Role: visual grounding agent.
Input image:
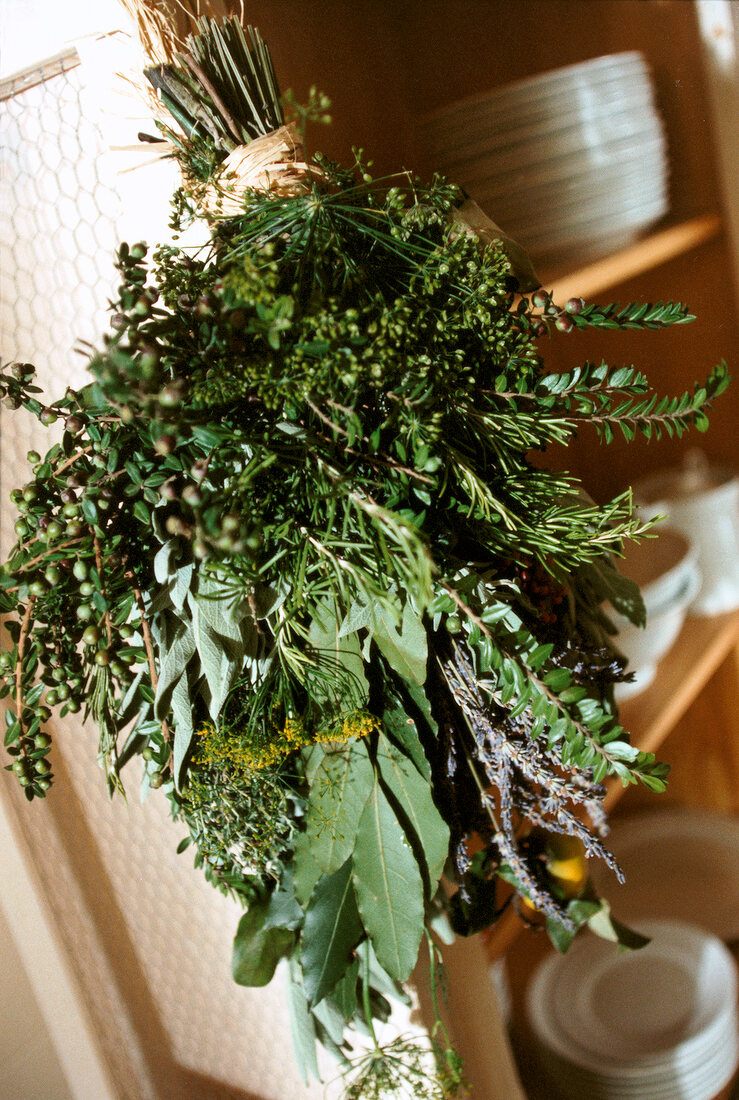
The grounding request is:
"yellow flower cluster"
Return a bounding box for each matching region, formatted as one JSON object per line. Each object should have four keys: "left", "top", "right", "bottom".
{"left": 190, "top": 708, "right": 380, "bottom": 777}
{"left": 319, "top": 709, "right": 381, "bottom": 745}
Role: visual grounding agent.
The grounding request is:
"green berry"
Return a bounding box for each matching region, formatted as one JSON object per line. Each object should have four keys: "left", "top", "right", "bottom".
{"left": 94, "top": 650, "right": 110, "bottom": 667}
{"left": 73, "top": 560, "right": 88, "bottom": 581}
{"left": 82, "top": 625, "right": 100, "bottom": 646}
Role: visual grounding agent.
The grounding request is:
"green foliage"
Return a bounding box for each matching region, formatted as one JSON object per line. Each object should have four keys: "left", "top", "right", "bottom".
{"left": 0, "top": 13, "right": 731, "bottom": 1097}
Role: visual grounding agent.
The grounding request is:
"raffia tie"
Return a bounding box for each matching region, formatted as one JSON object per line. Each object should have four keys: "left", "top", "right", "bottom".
{"left": 201, "top": 122, "right": 320, "bottom": 217}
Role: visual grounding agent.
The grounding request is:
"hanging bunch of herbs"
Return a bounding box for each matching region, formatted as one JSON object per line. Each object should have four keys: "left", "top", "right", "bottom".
{"left": 0, "top": 10, "right": 730, "bottom": 1097}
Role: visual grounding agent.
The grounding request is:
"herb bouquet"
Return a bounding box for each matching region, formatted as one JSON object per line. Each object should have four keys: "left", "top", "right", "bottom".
{"left": 0, "top": 10, "right": 729, "bottom": 1098}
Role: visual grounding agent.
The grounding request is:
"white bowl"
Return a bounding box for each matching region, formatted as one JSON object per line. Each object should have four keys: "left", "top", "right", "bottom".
{"left": 634, "top": 462, "right": 739, "bottom": 616}
{"left": 589, "top": 806, "right": 739, "bottom": 941}
{"left": 515, "top": 192, "right": 669, "bottom": 264}
{"left": 527, "top": 919, "right": 738, "bottom": 1081}
{"left": 612, "top": 562, "right": 701, "bottom": 700}
{"left": 488, "top": 176, "right": 669, "bottom": 241}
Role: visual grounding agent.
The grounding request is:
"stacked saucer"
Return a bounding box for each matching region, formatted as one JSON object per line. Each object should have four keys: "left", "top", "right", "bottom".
{"left": 527, "top": 920, "right": 738, "bottom": 1099}
{"left": 421, "top": 52, "right": 669, "bottom": 264}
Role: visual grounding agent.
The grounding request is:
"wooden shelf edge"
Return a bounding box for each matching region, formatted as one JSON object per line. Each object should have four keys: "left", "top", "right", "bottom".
{"left": 612, "top": 606, "right": 739, "bottom": 764}
{"left": 539, "top": 214, "right": 722, "bottom": 301}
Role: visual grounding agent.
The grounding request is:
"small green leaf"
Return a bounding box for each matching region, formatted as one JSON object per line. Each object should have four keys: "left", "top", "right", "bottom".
{"left": 232, "top": 899, "right": 296, "bottom": 987}
{"left": 170, "top": 673, "right": 195, "bottom": 790}
{"left": 371, "top": 600, "right": 428, "bottom": 685}
{"left": 331, "top": 956, "right": 360, "bottom": 1022}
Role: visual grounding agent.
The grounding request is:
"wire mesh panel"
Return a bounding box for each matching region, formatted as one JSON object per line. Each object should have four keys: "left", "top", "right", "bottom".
{"left": 0, "top": 51, "right": 326, "bottom": 1100}
{"left": 0, "top": 54, "right": 121, "bottom": 371}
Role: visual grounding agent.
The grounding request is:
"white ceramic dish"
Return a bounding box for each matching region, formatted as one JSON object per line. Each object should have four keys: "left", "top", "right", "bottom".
{"left": 535, "top": 1020, "right": 738, "bottom": 1097}
{"left": 469, "top": 134, "right": 666, "bottom": 204}
{"left": 614, "top": 527, "right": 698, "bottom": 617}
{"left": 551, "top": 923, "right": 736, "bottom": 1063}
{"left": 422, "top": 52, "right": 648, "bottom": 124}
{"left": 533, "top": 1028, "right": 738, "bottom": 1100}
{"left": 612, "top": 562, "right": 701, "bottom": 700}
{"left": 527, "top": 920, "right": 739, "bottom": 1100}
{"left": 489, "top": 178, "right": 669, "bottom": 243}
{"left": 440, "top": 114, "right": 664, "bottom": 182}
{"left": 425, "top": 72, "right": 653, "bottom": 135}
{"left": 635, "top": 463, "right": 739, "bottom": 615}
{"left": 425, "top": 80, "right": 656, "bottom": 157}
{"left": 474, "top": 152, "right": 668, "bottom": 217}
{"left": 589, "top": 807, "right": 739, "bottom": 941}
{"left": 516, "top": 193, "right": 669, "bottom": 261}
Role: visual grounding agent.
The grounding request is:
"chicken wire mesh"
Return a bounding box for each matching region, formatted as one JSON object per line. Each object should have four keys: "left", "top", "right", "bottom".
{"left": 0, "top": 51, "right": 327, "bottom": 1100}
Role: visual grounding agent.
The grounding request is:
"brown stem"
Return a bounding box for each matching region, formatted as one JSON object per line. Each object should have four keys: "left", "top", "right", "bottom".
{"left": 92, "top": 532, "right": 113, "bottom": 647}
{"left": 53, "top": 444, "right": 94, "bottom": 479}
{"left": 178, "top": 51, "right": 244, "bottom": 145}
{"left": 124, "top": 566, "right": 171, "bottom": 745}
{"left": 15, "top": 596, "right": 36, "bottom": 740}
{"left": 5, "top": 537, "right": 86, "bottom": 590}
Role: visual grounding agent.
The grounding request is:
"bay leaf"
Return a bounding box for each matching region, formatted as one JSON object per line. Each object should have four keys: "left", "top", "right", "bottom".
{"left": 302, "top": 858, "right": 363, "bottom": 1006}
{"left": 370, "top": 600, "right": 428, "bottom": 685}
{"left": 351, "top": 778, "right": 425, "bottom": 982}
{"left": 376, "top": 731, "right": 449, "bottom": 896}
{"left": 303, "top": 740, "right": 374, "bottom": 876}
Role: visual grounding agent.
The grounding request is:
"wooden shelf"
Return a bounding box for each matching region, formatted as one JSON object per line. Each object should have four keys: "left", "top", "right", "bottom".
{"left": 538, "top": 214, "right": 722, "bottom": 301}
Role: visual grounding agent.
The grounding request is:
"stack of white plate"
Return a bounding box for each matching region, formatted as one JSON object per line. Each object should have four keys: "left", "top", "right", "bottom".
{"left": 590, "top": 807, "right": 739, "bottom": 944}
{"left": 421, "top": 52, "right": 669, "bottom": 264}
{"left": 527, "top": 920, "right": 739, "bottom": 1099}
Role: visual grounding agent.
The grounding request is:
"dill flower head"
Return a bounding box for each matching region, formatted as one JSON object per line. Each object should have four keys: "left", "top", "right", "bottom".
{"left": 339, "top": 1035, "right": 465, "bottom": 1099}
